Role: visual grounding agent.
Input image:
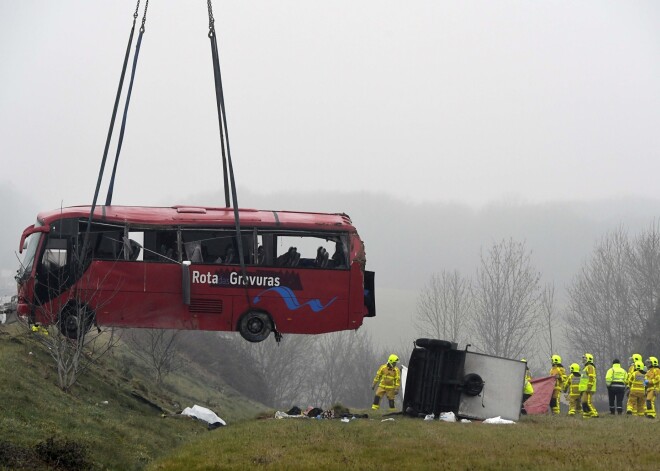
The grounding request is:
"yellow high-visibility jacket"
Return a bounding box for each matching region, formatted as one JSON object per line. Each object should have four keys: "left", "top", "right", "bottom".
{"left": 549, "top": 365, "right": 567, "bottom": 391}
{"left": 628, "top": 370, "right": 646, "bottom": 395}
{"left": 524, "top": 369, "right": 534, "bottom": 395}
{"left": 645, "top": 367, "right": 660, "bottom": 392}
{"left": 605, "top": 363, "right": 627, "bottom": 386}
{"left": 579, "top": 364, "right": 597, "bottom": 392}
{"left": 373, "top": 364, "right": 400, "bottom": 390}
{"left": 568, "top": 372, "right": 581, "bottom": 396}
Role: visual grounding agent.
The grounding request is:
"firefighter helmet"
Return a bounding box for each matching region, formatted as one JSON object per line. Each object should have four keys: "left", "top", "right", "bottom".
{"left": 570, "top": 363, "right": 580, "bottom": 373}
{"left": 388, "top": 354, "right": 399, "bottom": 365}
{"left": 647, "top": 357, "right": 658, "bottom": 367}
{"left": 583, "top": 353, "right": 594, "bottom": 363}
{"left": 630, "top": 353, "right": 642, "bottom": 364}
{"left": 635, "top": 360, "right": 645, "bottom": 372}
{"left": 551, "top": 354, "right": 562, "bottom": 365}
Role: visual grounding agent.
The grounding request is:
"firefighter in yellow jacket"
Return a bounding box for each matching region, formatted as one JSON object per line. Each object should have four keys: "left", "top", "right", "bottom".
{"left": 644, "top": 356, "right": 659, "bottom": 419}
{"left": 626, "top": 353, "right": 644, "bottom": 413}
{"left": 520, "top": 359, "right": 534, "bottom": 415}
{"left": 372, "top": 354, "right": 401, "bottom": 411}
{"left": 579, "top": 353, "right": 598, "bottom": 418}
{"left": 628, "top": 353, "right": 643, "bottom": 375}
{"left": 549, "top": 354, "right": 567, "bottom": 415}
{"left": 566, "top": 363, "right": 582, "bottom": 416}
{"left": 626, "top": 360, "right": 646, "bottom": 416}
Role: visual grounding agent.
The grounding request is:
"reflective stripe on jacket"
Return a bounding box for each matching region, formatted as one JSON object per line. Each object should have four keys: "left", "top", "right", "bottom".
{"left": 373, "top": 364, "right": 400, "bottom": 390}
{"left": 628, "top": 370, "right": 646, "bottom": 395}
{"left": 645, "top": 367, "right": 660, "bottom": 392}
{"left": 579, "top": 364, "right": 597, "bottom": 392}
{"left": 606, "top": 363, "right": 627, "bottom": 386}
{"left": 568, "top": 373, "right": 581, "bottom": 396}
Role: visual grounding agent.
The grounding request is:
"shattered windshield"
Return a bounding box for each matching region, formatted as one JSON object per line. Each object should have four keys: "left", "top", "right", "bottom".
{"left": 16, "top": 222, "right": 43, "bottom": 281}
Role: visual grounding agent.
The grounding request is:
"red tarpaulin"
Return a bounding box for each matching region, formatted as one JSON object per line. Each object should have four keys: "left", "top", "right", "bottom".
{"left": 523, "top": 376, "right": 556, "bottom": 415}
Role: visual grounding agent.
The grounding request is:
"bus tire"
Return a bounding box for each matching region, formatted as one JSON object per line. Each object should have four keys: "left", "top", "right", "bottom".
{"left": 58, "top": 302, "right": 94, "bottom": 340}
{"left": 238, "top": 311, "right": 272, "bottom": 343}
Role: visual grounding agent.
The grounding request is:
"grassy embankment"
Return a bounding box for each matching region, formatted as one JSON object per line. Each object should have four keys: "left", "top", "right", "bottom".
{"left": 149, "top": 413, "right": 658, "bottom": 470}
{"left": 2, "top": 322, "right": 658, "bottom": 470}
{"left": 0, "top": 324, "right": 266, "bottom": 470}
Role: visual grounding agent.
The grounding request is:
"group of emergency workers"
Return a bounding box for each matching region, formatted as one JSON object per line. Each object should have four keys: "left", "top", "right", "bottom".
{"left": 526, "top": 353, "right": 659, "bottom": 419}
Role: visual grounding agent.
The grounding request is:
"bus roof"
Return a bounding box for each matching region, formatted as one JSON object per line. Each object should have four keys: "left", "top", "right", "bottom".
{"left": 36, "top": 205, "right": 356, "bottom": 232}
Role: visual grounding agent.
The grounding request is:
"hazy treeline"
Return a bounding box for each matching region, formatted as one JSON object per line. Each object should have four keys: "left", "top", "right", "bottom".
{"left": 173, "top": 330, "right": 397, "bottom": 410}
{"left": 415, "top": 221, "right": 660, "bottom": 393}
{"left": 133, "top": 221, "right": 660, "bottom": 410}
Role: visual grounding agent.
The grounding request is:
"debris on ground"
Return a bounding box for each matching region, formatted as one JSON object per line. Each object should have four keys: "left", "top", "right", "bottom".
{"left": 181, "top": 405, "right": 226, "bottom": 429}
{"left": 483, "top": 416, "right": 515, "bottom": 425}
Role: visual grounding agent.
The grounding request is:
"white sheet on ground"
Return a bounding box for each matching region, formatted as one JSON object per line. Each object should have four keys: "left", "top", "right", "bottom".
{"left": 483, "top": 416, "right": 515, "bottom": 424}
{"left": 274, "top": 411, "right": 307, "bottom": 419}
{"left": 439, "top": 412, "right": 456, "bottom": 422}
{"left": 181, "top": 405, "right": 226, "bottom": 426}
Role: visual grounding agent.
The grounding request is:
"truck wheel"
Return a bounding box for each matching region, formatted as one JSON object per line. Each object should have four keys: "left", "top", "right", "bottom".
{"left": 58, "top": 302, "right": 94, "bottom": 339}
{"left": 463, "top": 373, "right": 484, "bottom": 396}
{"left": 238, "top": 311, "right": 272, "bottom": 343}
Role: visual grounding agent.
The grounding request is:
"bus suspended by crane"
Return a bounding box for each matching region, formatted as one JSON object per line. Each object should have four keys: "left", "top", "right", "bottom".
{"left": 15, "top": 1, "right": 376, "bottom": 342}
{"left": 16, "top": 205, "right": 376, "bottom": 342}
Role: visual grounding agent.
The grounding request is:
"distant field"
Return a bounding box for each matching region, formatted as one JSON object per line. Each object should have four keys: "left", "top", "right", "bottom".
{"left": 149, "top": 413, "right": 658, "bottom": 470}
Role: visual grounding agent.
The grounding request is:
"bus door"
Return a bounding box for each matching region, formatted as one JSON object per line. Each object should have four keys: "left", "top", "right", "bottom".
{"left": 180, "top": 229, "right": 245, "bottom": 331}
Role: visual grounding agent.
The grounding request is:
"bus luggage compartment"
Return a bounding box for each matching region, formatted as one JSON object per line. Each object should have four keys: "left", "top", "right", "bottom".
{"left": 403, "top": 339, "right": 525, "bottom": 422}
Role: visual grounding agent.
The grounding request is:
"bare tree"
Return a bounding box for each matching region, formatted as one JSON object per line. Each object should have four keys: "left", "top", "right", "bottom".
{"left": 15, "top": 220, "right": 128, "bottom": 392}
{"left": 414, "top": 270, "right": 472, "bottom": 344}
{"left": 228, "top": 334, "right": 315, "bottom": 408}
{"left": 20, "top": 266, "right": 121, "bottom": 392}
{"left": 540, "top": 283, "right": 557, "bottom": 359}
{"left": 626, "top": 221, "right": 660, "bottom": 356}
{"left": 304, "top": 330, "right": 383, "bottom": 409}
{"left": 125, "top": 329, "right": 182, "bottom": 385}
{"left": 470, "top": 238, "right": 542, "bottom": 358}
{"left": 565, "top": 227, "right": 636, "bottom": 370}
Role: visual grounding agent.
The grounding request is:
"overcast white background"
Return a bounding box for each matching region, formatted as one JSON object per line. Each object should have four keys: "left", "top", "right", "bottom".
{"left": 2, "top": 1, "right": 659, "bottom": 210}
{"left": 2, "top": 1, "right": 660, "bottom": 352}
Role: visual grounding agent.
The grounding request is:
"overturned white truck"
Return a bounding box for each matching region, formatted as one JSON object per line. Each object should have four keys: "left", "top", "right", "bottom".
{"left": 403, "top": 339, "right": 526, "bottom": 421}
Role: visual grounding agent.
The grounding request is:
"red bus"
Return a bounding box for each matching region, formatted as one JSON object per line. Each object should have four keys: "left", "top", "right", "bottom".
{"left": 16, "top": 205, "right": 376, "bottom": 342}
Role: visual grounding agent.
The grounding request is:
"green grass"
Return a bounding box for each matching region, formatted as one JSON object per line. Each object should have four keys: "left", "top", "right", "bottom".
{"left": 147, "top": 413, "right": 658, "bottom": 471}
{"left": 0, "top": 326, "right": 265, "bottom": 470}
{"left": 2, "top": 324, "right": 658, "bottom": 470}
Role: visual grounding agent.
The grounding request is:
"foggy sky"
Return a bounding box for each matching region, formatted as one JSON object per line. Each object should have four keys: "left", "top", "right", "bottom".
{"left": 3, "top": 2, "right": 660, "bottom": 351}
{"left": 2, "top": 1, "right": 660, "bottom": 210}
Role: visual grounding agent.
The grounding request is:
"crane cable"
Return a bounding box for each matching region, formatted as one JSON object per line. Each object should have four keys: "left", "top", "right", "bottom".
{"left": 105, "top": 1, "right": 150, "bottom": 206}
{"left": 82, "top": 0, "right": 148, "bottom": 265}
{"left": 207, "top": 1, "right": 270, "bottom": 339}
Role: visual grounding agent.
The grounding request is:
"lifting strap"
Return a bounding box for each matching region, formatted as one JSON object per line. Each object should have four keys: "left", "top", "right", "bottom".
{"left": 82, "top": 0, "right": 147, "bottom": 263}
{"left": 106, "top": 1, "right": 150, "bottom": 206}
{"left": 207, "top": 1, "right": 231, "bottom": 208}
{"left": 207, "top": 0, "right": 260, "bottom": 331}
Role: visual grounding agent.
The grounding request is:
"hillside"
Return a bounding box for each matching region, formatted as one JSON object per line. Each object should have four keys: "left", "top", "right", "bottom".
{"left": 0, "top": 323, "right": 267, "bottom": 470}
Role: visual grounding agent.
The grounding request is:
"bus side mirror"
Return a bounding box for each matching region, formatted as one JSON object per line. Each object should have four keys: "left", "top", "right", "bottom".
{"left": 182, "top": 261, "right": 191, "bottom": 306}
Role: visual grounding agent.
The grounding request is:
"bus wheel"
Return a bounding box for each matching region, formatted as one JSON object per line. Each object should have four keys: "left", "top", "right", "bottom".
{"left": 238, "top": 311, "right": 272, "bottom": 343}
{"left": 58, "top": 303, "right": 94, "bottom": 340}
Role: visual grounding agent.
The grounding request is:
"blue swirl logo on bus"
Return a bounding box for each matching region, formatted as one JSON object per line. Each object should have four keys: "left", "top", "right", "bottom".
{"left": 253, "top": 287, "right": 337, "bottom": 313}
